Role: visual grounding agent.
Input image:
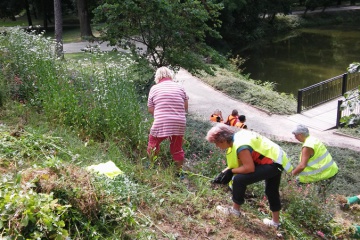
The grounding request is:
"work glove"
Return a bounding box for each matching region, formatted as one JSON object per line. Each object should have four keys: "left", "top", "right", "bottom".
{"left": 212, "top": 169, "right": 233, "bottom": 185}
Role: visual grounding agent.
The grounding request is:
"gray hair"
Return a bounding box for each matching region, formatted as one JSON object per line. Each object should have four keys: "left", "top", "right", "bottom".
{"left": 292, "top": 124, "right": 309, "bottom": 137}
{"left": 154, "top": 66, "right": 174, "bottom": 83}
{"left": 206, "top": 123, "right": 237, "bottom": 143}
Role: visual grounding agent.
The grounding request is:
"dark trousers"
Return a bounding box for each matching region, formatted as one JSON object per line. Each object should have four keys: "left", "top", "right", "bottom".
{"left": 232, "top": 163, "right": 283, "bottom": 212}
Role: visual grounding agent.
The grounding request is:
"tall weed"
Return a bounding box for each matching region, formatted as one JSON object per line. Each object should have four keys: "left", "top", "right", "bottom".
{"left": 0, "top": 27, "right": 149, "bottom": 152}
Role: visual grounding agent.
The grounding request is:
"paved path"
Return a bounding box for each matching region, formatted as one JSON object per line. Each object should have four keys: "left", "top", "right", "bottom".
{"left": 292, "top": 5, "right": 360, "bottom": 15}
{"left": 63, "top": 42, "right": 360, "bottom": 152}
{"left": 63, "top": 41, "right": 124, "bottom": 53}
{"left": 288, "top": 97, "right": 341, "bottom": 131}
{"left": 176, "top": 69, "right": 360, "bottom": 152}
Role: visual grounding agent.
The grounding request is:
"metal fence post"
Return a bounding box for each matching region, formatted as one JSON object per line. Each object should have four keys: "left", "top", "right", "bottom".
{"left": 297, "top": 90, "right": 303, "bottom": 113}
{"left": 336, "top": 99, "right": 343, "bottom": 128}
{"left": 342, "top": 73, "right": 348, "bottom": 95}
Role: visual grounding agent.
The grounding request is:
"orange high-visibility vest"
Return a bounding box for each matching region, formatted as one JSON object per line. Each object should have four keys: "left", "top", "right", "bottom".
{"left": 235, "top": 122, "right": 247, "bottom": 129}
{"left": 210, "top": 114, "right": 222, "bottom": 122}
{"left": 225, "top": 115, "right": 238, "bottom": 126}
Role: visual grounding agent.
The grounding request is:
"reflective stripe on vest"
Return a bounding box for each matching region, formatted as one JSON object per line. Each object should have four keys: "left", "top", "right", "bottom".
{"left": 299, "top": 159, "right": 336, "bottom": 176}
{"left": 306, "top": 150, "right": 329, "bottom": 167}
{"left": 273, "top": 145, "right": 293, "bottom": 172}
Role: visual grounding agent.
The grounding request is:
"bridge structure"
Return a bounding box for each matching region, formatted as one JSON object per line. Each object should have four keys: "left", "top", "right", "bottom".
{"left": 288, "top": 72, "right": 360, "bottom": 131}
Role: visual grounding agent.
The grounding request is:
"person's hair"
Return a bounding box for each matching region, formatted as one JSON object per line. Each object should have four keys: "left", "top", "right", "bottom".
{"left": 206, "top": 123, "right": 237, "bottom": 143}
{"left": 231, "top": 109, "right": 238, "bottom": 116}
{"left": 213, "top": 109, "right": 221, "bottom": 115}
{"left": 292, "top": 124, "right": 310, "bottom": 137}
{"left": 154, "top": 66, "right": 174, "bottom": 83}
{"left": 239, "top": 115, "right": 246, "bottom": 122}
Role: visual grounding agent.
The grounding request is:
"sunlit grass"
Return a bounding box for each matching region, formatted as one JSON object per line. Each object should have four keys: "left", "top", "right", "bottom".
{"left": 198, "top": 65, "right": 297, "bottom": 115}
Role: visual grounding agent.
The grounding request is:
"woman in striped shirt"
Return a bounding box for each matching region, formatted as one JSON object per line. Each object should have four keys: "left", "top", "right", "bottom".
{"left": 147, "top": 67, "right": 189, "bottom": 172}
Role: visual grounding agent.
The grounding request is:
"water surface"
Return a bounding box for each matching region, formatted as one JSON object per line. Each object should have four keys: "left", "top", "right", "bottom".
{"left": 241, "top": 25, "right": 360, "bottom": 96}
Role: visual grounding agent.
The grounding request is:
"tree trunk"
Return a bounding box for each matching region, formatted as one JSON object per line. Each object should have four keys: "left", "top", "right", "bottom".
{"left": 303, "top": 8, "right": 308, "bottom": 17}
{"left": 54, "top": 0, "right": 63, "bottom": 58}
{"left": 24, "top": 0, "right": 33, "bottom": 26}
{"left": 77, "top": 0, "right": 93, "bottom": 39}
{"left": 42, "top": 0, "right": 48, "bottom": 30}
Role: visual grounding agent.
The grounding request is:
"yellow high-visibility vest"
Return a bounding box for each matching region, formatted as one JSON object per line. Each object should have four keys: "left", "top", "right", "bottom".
{"left": 298, "top": 136, "right": 338, "bottom": 183}
{"left": 226, "top": 130, "right": 293, "bottom": 173}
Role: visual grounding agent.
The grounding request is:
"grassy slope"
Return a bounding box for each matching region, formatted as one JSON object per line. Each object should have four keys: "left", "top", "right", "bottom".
{"left": 1, "top": 101, "right": 359, "bottom": 239}
{"left": 197, "top": 66, "right": 297, "bottom": 115}
{"left": 1, "top": 8, "right": 360, "bottom": 239}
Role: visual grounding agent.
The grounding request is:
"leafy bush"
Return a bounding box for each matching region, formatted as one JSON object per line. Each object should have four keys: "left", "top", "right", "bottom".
{"left": 0, "top": 27, "right": 149, "bottom": 152}
{"left": 0, "top": 177, "right": 70, "bottom": 239}
{"left": 0, "top": 123, "right": 144, "bottom": 239}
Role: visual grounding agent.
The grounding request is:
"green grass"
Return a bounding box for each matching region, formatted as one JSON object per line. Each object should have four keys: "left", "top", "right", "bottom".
{"left": 65, "top": 51, "right": 127, "bottom": 62}
{"left": 0, "top": 14, "right": 100, "bottom": 43}
{"left": 1, "top": 101, "right": 359, "bottom": 239}
{"left": 1, "top": 25, "right": 359, "bottom": 240}
{"left": 336, "top": 127, "right": 360, "bottom": 139}
{"left": 197, "top": 65, "right": 297, "bottom": 115}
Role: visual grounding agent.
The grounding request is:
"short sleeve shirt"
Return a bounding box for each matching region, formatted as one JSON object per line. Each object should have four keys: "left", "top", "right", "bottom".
{"left": 147, "top": 79, "right": 188, "bottom": 137}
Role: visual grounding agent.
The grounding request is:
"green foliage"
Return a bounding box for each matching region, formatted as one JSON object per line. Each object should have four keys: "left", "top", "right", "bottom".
{"left": 281, "top": 181, "right": 334, "bottom": 237}
{"left": 213, "top": 0, "right": 293, "bottom": 52}
{"left": 0, "top": 0, "right": 24, "bottom": 21}
{"left": 184, "top": 116, "right": 225, "bottom": 177}
{"left": 0, "top": 122, "right": 144, "bottom": 239}
{"left": 1, "top": 21, "right": 360, "bottom": 239}
{"left": 198, "top": 66, "right": 297, "bottom": 114}
{"left": 0, "top": 27, "right": 149, "bottom": 151}
{"left": 92, "top": 0, "right": 226, "bottom": 75}
{"left": 0, "top": 178, "right": 70, "bottom": 239}
{"left": 340, "top": 63, "right": 360, "bottom": 128}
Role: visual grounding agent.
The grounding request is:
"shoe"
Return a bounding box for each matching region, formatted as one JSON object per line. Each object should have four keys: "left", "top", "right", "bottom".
{"left": 263, "top": 218, "right": 280, "bottom": 229}
{"left": 216, "top": 205, "right": 242, "bottom": 217}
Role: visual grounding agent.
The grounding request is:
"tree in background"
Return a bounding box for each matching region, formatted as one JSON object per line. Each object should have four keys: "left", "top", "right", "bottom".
{"left": 54, "top": 0, "right": 63, "bottom": 58}
{"left": 92, "top": 0, "right": 226, "bottom": 75}
{"left": 76, "top": 0, "right": 93, "bottom": 38}
{"left": 210, "top": 0, "right": 292, "bottom": 53}
{"left": 0, "top": 0, "right": 24, "bottom": 21}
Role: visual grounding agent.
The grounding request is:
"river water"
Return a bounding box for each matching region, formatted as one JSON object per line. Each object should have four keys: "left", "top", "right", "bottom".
{"left": 241, "top": 24, "right": 360, "bottom": 96}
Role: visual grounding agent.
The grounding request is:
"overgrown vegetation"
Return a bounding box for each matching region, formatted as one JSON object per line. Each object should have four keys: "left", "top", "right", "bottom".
{"left": 197, "top": 65, "right": 297, "bottom": 115}
{"left": 1, "top": 27, "right": 359, "bottom": 239}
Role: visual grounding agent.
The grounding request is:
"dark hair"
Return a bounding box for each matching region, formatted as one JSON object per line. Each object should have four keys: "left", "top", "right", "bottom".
{"left": 239, "top": 115, "right": 246, "bottom": 122}
{"left": 231, "top": 109, "right": 238, "bottom": 116}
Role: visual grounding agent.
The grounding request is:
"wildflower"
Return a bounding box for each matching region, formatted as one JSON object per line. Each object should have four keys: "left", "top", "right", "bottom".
{"left": 316, "top": 230, "right": 325, "bottom": 238}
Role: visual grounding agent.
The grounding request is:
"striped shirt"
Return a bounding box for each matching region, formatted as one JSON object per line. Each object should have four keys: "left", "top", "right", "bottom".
{"left": 147, "top": 78, "right": 188, "bottom": 137}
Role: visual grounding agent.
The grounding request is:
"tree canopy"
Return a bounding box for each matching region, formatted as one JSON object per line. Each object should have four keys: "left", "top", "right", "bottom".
{"left": 0, "top": 0, "right": 24, "bottom": 21}
{"left": 93, "top": 0, "right": 227, "bottom": 74}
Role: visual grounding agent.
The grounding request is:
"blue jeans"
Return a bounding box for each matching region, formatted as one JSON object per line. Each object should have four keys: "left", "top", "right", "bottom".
{"left": 232, "top": 163, "right": 283, "bottom": 212}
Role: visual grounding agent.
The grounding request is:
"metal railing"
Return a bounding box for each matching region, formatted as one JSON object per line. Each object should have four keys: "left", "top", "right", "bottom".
{"left": 297, "top": 72, "right": 360, "bottom": 113}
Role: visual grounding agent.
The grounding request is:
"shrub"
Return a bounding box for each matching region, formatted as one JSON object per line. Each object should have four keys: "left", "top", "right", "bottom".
{"left": 0, "top": 27, "right": 149, "bottom": 153}
{"left": 0, "top": 177, "right": 70, "bottom": 239}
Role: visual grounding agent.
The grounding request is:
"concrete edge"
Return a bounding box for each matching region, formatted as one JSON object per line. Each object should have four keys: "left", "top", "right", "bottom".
{"left": 333, "top": 131, "right": 360, "bottom": 140}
